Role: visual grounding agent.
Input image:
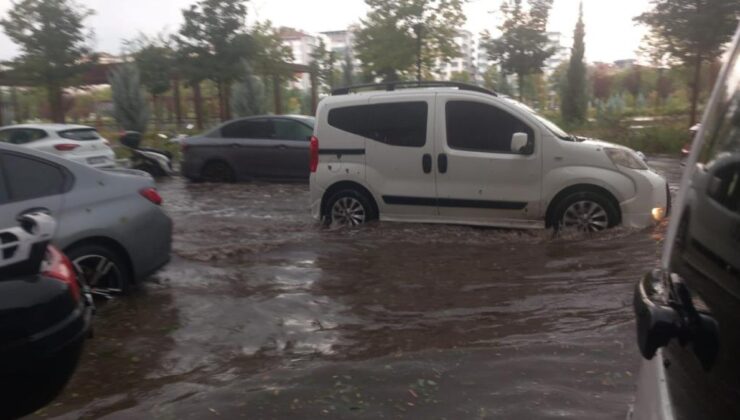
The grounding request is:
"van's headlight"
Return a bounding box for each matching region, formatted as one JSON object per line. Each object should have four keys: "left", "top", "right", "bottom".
{"left": 605, "top": 148, "right": 648, "bottom": 170}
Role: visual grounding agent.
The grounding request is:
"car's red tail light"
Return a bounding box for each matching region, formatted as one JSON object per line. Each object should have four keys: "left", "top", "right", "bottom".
{"left": 140, "top": 187, "right": 163, "bottom": 205}
{"left": 309, "top": 135, "right": 319, "bottom": 173}
{"left": 54, "top": 143, "right": 80, "bottom": 151}
{"left": 43, "top": 246, "right": 81, "bottom": 302}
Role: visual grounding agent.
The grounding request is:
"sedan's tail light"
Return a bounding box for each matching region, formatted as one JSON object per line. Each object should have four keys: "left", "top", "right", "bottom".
{"left": 54, "top": 143, "right": 80, "bottom": 151}
{"left": 309, "top": 136, "right": 319, "bottom": 173}
{"left": 43, "top": 246, "right": 81, "bottom": 302}
{"left": 140, "top": 187, "right": 163, "bottom": 205}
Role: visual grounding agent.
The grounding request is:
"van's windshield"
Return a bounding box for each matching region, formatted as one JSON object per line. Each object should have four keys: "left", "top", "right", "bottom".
{"left": 504, "top": 98, "right": 574, "bottom": 141}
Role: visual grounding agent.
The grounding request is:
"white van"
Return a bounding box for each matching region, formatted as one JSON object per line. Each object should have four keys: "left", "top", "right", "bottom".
{"left": 309, "top": 82, "right": 669, "bottom": 231}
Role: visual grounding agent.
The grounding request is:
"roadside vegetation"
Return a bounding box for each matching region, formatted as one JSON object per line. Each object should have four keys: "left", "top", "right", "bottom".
{"left": 0, "top": 0, "right": 738, "bottom": 155}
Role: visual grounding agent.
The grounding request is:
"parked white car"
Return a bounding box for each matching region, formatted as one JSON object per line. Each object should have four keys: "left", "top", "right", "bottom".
{"left": 0, "top": 124, "right": 116, "bottom": 168}
{"left": 309, "top": 82, "right": 670, "bottom": 231}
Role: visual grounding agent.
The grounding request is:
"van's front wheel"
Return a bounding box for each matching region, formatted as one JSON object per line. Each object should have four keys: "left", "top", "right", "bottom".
{"left": 551, "top": 191, "right": 619, "bottom": 232}
{"left": 324, "top": 189, "right": 377, "bottom": 227}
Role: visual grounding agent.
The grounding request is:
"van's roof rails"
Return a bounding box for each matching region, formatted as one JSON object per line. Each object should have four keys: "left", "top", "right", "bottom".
{"left": 332, "top": 81, "right": 497, "bottom": 97}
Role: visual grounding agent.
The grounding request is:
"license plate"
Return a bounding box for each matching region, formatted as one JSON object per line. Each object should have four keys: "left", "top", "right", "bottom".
{"left": 87, "top": 157, "right": 107, "bottom": 165}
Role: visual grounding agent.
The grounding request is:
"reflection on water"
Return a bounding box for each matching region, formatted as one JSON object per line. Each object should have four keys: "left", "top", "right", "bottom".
{"left": 32, "top": 157, "right": 682, "bottom": 419}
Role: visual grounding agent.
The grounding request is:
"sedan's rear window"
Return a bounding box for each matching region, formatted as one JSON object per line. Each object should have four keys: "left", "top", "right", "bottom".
{"left": 59, "top": 129, "right": 101, "bottom": 141}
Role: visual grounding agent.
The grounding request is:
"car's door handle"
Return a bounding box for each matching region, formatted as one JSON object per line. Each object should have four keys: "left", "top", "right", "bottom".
{"left": 438, "top": 154, "right": 448, "bottom": 174}
{"left": 422, "top": 154, "right": 432, "bottom": 174}
{"left": 16, "top": 207, "right": 51, "bottom": 221}
{"left": 273, "top": 144, "right": 288, "bottom": 149}
{"left": 230, "top": 143, "right": 240, "bottom": 148}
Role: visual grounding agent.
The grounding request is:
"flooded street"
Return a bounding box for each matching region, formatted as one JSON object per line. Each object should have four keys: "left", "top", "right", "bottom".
{"left": 31, "top": 157, "right": 683, "bottom": 420}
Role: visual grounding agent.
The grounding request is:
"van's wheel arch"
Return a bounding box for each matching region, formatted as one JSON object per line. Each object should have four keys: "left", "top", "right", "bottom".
{"left": 547, "top": 186, "right": 621, "bottom": 231}
{"left": 322, "top": 183, "right": 378, "bottom": 227}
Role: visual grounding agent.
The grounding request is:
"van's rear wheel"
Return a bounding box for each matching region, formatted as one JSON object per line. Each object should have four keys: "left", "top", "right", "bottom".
{"left": 324, "top": 189, "right": 377, "bottom": 227}
{"left": 551, "top": 191, "right": 618, "bottom": 232}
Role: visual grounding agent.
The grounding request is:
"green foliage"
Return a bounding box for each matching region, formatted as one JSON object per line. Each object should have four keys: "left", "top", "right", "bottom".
{"left": 250, "top": 21, "right": 294, "bottom": 79}
{"left": 109, "top": 64, "right": 150, "bottom": 133}
{"left": 449, "top": 71, "right": 472, "bottom": 83}
{"left": 483, "top": 0, "right": 555, "bottom": 99}
{"left": 355, "top": 0, "right": 466, "bottom": 81}
{"left": 635, "top": 0, "right": 740, "bottom": 124}
{"left": 341, "top": 52, "right": 356, "bottom": 87}
{"left": 231, "top": 61, "right": 266, "bottom": 117}
{"left": 131, "top": 36, "right": 174, "bottom": 98}
{"left": 1, "top": 0, "right": 95, "bottom": 122}
{"left": 310, "top": 38, "right": 338, "bottom": 92}
{"left": 560, "top": 3, "right": 587, "bottom": 124}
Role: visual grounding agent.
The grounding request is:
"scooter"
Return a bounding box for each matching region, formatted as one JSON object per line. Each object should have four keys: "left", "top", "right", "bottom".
{"left": 119, "top": 131, "right": 175, "bottom": 177}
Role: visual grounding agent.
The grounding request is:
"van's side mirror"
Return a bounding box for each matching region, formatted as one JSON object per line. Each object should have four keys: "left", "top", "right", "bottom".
{"left": 511, "top": 132, "right": 529, "bottom": 154}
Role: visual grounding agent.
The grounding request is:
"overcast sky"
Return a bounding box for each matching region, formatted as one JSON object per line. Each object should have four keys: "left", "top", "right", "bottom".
{"left": 0, "top": 0, "right": 649, "bottom": 63}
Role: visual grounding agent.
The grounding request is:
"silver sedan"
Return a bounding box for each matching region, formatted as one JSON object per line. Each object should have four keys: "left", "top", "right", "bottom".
{"left": 0, "top": 143, "right": 172, "bottom": 295}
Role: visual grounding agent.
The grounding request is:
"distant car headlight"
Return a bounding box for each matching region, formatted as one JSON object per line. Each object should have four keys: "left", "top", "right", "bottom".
{"left": 605, "top": 148, "right": 648, "bottom": 170}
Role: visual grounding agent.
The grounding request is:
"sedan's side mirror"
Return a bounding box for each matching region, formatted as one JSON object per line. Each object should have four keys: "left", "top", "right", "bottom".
{"left": 511, "top": 132, "right": 529, "bottom": 154}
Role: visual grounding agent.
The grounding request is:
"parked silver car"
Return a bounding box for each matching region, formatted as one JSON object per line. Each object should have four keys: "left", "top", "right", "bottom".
{"left": 181, "top": 115, "right": 315, "bottom": 182}
{"left": 0, "top": 142, "right": 172, "bottom": 295}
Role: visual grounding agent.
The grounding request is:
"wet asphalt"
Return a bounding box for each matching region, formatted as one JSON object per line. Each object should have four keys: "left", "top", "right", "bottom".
{"left": 29, "top": 157, "right": 683, "bottom": 420}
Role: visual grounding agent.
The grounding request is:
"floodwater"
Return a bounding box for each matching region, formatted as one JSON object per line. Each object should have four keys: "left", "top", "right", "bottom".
{"left": 29, "top": 157, "right": 683, "bottom": 420}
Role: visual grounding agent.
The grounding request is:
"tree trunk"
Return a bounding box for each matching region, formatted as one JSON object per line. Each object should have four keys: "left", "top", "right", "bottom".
{"left": 689, "top": 53, "right": 703, "bottom": 126}
{"left": 216, "top": 81, "right": 225, "bottom": 122}
{"left": 223, "top": 80, "right": 232, "bottom": 121}
{"left": 48, "top": 83, "right": 65, "bottom": 123}
{"left": 193, "top": 81, "right": 204, "bottom": 131}
{"left": 153, "top": 93, "right": 161, "bottom": 131}
{"left": 310, "top": 71, "right": 318, "bottom": 115}
{"left": 273, "top": 75, "right": 283, "bottom": 115}
{"left": 517, "top": 72, "right": 524, "bottom": 101}
{"left": 0, "top": 88, "right": 4, "bottom": 125}
{"left": 173, "top": 76, "right": 182, "bottom": 129}
{"left": 11, "top": 88, "right": 19, "bottom": 124}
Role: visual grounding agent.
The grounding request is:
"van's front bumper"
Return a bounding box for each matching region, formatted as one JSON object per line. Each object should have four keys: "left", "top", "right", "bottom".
{"left": 620, "top": 169, "right": 670, "bottom": 228}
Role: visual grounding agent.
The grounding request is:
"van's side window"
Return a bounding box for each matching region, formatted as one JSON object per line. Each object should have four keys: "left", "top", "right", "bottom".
{"left": 328, "top": 102, "right": 428, "bottom": 147}
{"left": 446, "top": 101, "right": 534, "bottom": 154}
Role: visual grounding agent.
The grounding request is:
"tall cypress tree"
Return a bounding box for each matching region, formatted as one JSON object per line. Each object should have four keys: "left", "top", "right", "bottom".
{"left": 561, "top": 2, "right": 587, "bottom": 124}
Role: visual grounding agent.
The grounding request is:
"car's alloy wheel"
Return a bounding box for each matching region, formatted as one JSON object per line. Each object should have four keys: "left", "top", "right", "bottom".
{"left": 331, "top": 196, "right": 367, "bottom": 226}
{"left": 561, "top": 200, "right": 610, "bottom": 232}
{"left": 72, "top": 254, "right": 125, "bottom": 297}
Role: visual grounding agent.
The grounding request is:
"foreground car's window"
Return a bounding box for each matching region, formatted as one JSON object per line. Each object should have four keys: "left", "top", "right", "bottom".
{"left": 273, "top": 119, "right": 313, "bottom": 141}
{"left": 221, "top": 120, "right": 274, "bottom": 139}
{"left": 0, "top": 153, "right": 66, "bottom": 201}
{"left": 446, "top": 101, "right": 534, "bottom": 154}
{"left": 59, "top": 129, "right": 101, "bottom": 141}
{"left": 328, "top": 102, "right": 428, "bottom": 147}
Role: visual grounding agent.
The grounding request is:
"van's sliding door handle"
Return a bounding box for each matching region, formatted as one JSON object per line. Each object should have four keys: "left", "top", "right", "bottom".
{"left": 422, "top": 154, "right": 432, "bottom": 173}
{"left": 438, "top": 154, "right": 448, "bottom": 174}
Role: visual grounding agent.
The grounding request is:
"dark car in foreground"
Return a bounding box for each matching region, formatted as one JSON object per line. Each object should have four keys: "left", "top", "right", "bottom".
{"left": 181, "top": 115, "right": 315, "bottom": 182}
{"left": 0, "top": 213, "right": 93, "bottom": 419}
{"left": 631, "top": 26, "right": 740, "bottom": 419}
{"left": 0, "top": 142, "right": 172, "bottom": 296}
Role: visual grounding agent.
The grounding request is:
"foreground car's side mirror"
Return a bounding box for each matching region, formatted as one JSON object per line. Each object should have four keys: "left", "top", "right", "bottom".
{"left": 510, "top": 132, "right": 529, "bottom": 153}
{"left": 634, "top": 269, "right": 720, "bottom": 370}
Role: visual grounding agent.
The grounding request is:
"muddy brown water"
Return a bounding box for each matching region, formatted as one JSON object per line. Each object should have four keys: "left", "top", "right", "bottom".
{"left": 28, "top": 157, "right": 683, "bottom": 420}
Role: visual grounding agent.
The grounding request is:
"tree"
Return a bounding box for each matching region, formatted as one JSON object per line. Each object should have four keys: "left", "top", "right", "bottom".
{"left": 483, "top": 0, "right": 555, "bottom": 100}
{"left": 342, "top": 51, "right": 356, "bottom": 87}
{"left": 175, "top": 0, "right": 250, "bottom": 122}
{"left": 250, "top": 21, "right": 294, "bottom": 114}
{"left": 231, "top": 61, "right": 266, "bottom": 117}
{"left": 109, "top": 64, "right": 150, "bottom": 133}
{"left": 591, "top": 64, "right": 613, "bottom": 101}
{"left": 622, "top": 65, "right": 643, "bottom": 102}
{"left": 449, "top": 71, "right": 472, "bottom": 83}
{"left": 1, "top": 0, "right": 95, "bottom": 123}
{"left": 635, "top": 0, "right": 740, "bottom": 125}
{"left": 130, "top": 35, "right": 174, "bottom": 129}
{"left": 355, "top": 0, "right": 466, "bottom": 82}
{"left": 560, "top": 2, "right": 587, "bottom": 124}
{"left": 309, "top": 38, "right": 338, "bottom": 93}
